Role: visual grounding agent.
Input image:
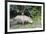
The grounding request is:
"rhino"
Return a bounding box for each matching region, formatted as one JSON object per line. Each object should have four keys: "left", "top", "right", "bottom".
{"left": 10, "top": 15, "right": 33, "bottom": 25}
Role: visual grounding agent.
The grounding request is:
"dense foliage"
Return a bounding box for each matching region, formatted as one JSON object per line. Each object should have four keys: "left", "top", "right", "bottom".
{"left": 10, "top": 5, "right": 41, "bottom": 18}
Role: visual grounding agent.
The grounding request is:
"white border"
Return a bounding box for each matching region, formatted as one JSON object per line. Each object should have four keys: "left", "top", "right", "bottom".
{"left": 7, "top": 2, "right": 43, "bottom": 32}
